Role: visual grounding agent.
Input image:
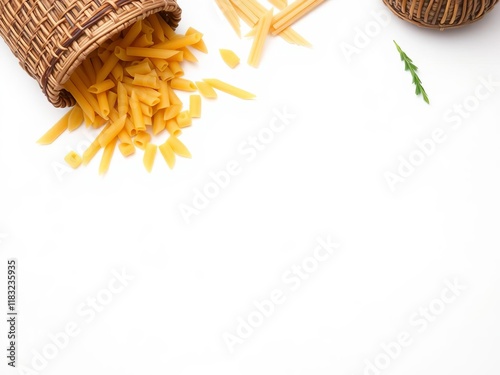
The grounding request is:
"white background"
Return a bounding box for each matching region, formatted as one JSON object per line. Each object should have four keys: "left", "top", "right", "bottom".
{"left": 2, "top": 0, "right": 500, "bottom": 374}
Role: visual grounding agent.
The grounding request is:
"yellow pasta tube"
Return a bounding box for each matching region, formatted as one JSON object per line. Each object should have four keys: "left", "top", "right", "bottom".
{"left": 166, "top": 118, "right": 181, "bottom": 136}
{"left": 112, "top": 63, "right": 124, "bottom": 81}
{"left": 98, "top": 115, "right": 126, "bottom": 147}
{"left": 157, "top": 80, "right": 170, "bottom": 110}
{"left": 151, "top": 58, "right": 169, "bottom": 72}
{"left": 124, "top": 118, "right": 137, "bottom": 137}
{"left": 125, "top": 60, "right": 152, "bottom": 76}
{"left": 68, "top": 105, "right": 84, "bottom": 132}
{"left": 143, "top": 115, "right": 153, "bottom": 126}
{"left": 186, "top": 27, "right": 208, "bottom": 53}
{"left": 189, "top": 95, "right": 201, "bottom": 118}
{"left": 176, "top": 111, "right": 192, "bottom": 128}
{"left": 158, "top": 68, "right": 175, "bottom": 81}
{"left": 114, "top": 46, "right": 139, "bottom": 62}
{"left": 82, "top": 59, "right": 96, "bottom": 85}
{"left": 143, "top": 143, "right": 157, "bottom": 172}
{"left": 167, "top": 136, "right": 192, "bottom": 158}
{"left": 164, "top": 104, "right": 182, "bottom": 120}
{"left": 248, "top": 9, "right": 273, "bottom": 68}
{"left": 167, "top": 85, "right": 182, "bottom": 105}
{"left": 64, "top": 151, "right": 82, "bottom": 169}
{"left": 159, "top": 141, "right": 176, "bottom": 169}
{"left": 70, "top": 75, "right": 104, "bottom": 117}
{"left": 117, "top": 82, "right": 128, "bottom": 117}
{"left": 272, "top": 0, "right": 325, "bottom": 35}
{"left": 134, "top": 131, "right": 151, "bottom": 150}
{"left": 181, "top": 47, "right": 198, "bottom": 63}
{"left": 97, "top": 92, "right": 110, "bottom": 118}
{"left": 219, "top": 49, "right": 240, "bottom": 68}
{"left": 96, "top": 54, "right": 119, "bottom": 83}
{"left": 118, "top": 128, "right": 132, "bottom": 144}
{"left": 140, "top": 102, "right": 153, "bottom": 117}
{"left": 195, "top": 81, "right": 217, "bottom": 99}
{"left": 82, "top": 137, "right": 102, "bottom": 165}
{"left": 203, "top": 79, "right": 256, "bottom": 99}
{"left": 107, "top": 91, "right": 117, "bottom": 110}
{"left": 123, "top": 84, "right": 160, "bottom": 106}
{"left": 156, "top": 16, "right": 177, "bottom": 39}
{"left": 132, "top": 33, "right": 154, "bottom": 48}
{"left": 126, "top": 47, "right": 180, "bottom": 60}
{"left": 130, "top": 92, "right": 146, "bottom": 132}
{"left": 153, "top": 109, "right": 166, "bottom": 135}
{"left": 154, "top": 33, "right": 202, "bottom": 50}
{"left": 168, "top": 61, "right": 184, "bottom": 77}
{"left": 269, "top": 0, "right": 287, "bottom": 9}
{"left": 75, "top": 67, "right": 92, "bottom": 88}
{"left": 121, "top": 19, "right": 143, "bottom": 47}
{"left": 119, "top": 143, "right": 136, "bottom": 157}
{"left": 170, "top": 78, "right": 197, "bottom": 92}
{"left": 89, "top": 79, "right": 115, "bottom": 94}
{"left": 37, "top": 110, "right": 70, "bottom": 144}
{"left": 133, "top": 74, "right": 159, "bottom": 89}
{"left": 99, "top": 137, "right": 117, "bottom": 175}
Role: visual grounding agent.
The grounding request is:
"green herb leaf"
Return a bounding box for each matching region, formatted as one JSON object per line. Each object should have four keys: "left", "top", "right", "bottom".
{"left": 394, "top": 40, "right": 430, "bottom": 104}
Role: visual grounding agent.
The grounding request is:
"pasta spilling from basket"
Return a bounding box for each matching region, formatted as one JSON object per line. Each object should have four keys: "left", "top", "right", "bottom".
{"left": 37, "top": 14, "right": 255, "bottom": 174}
{"left": 215, "top": 0, "right": 326, "bottom": 67}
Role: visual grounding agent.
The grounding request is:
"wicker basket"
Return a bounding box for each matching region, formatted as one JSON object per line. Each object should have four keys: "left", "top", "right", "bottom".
{"left": 0, "top": 0, "right": 181, "bottom": 107}
{"left": 383, "top": 0, "right": 499, "bottom": 29}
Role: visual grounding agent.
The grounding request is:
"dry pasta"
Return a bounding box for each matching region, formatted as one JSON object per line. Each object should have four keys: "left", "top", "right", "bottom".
{"left": 219, "top": 49, "right": 240, "bottom": 68}
{"left": 42, "top": 15, "right": 255, "bottom": 174}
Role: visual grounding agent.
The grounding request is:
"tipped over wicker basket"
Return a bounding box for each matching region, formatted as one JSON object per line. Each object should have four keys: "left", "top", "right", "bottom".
{"left": 383, "top": 0, "right": 499, "bottom": 29}
{"left": 0, "top": 0, "right": 181, "bottom": 107}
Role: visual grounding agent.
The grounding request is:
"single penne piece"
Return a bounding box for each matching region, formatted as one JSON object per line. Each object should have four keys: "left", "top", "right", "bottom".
{"left": 68, "top": 105, "right": 84, "bottom": 132}
{"left": 166, "top": 51, "right": 184, "bottom": 62}
{"left": 117, "top": 82, "right": 129, "bottom": 117}
{"left": 159, "top": 141, "right": 176, "bottom": 169}
{"left": 37, "top": 110, "right": 71, "bottom": 144}
{"left": 119, "top": 142, "right": 136, "bottom": 157}
{"left": 215, "top": 0, "right": 241, "bottom": 37}
{"left": 64, "top": 81, "right": 95, "bottom": 122}
{"left": 152, "top": 109, "right": 166, "bottom": 135}
{"left": 153, "top": 33, "right": 202, "bottom": 50}
{"left": 82, "top": 137, "right": 102, "bottom": 165}
{"left": 98, "top": 115, "right": 126, "bottom": 147}
{"left": 123, "top": 84, "right": 160, "bottom": 107}
{"left": 151, "top": 58, "right": 169, "bottom": 72}
{"left": 157, "top": 80, "right": 170, "bottom": 109}
{"left": 167, "top": 85, "right": 182, "bottom": 105}
{"left": 195, "top": 81, "right": 217, "bottom": 99}
{"left": 99, "top": 137, "right": 118, "bottom": 175}
{"left": 107, "top": 91, "right": 118, "bottom": 110}
{"left": 131, "top": 33, "right": 154, "bottom": 48}
{"left": 126, "top": 47, "right": 180, "bottom": 60}
{"left": 64, "top": 151, "right": 82, "bottom": 169}
{"left": 203, "top": 78, "right": 255, "bottom": 99}
{"left": 134, "top": 131, "right": 151, "bottom": 150}
{"left": 164, "top": 104, "right": 182, "bottom": 120}
{"left": 89, "top": 79, "right": 115, "bottom": 94}
{"left": 248, "top": 9, "right": 273, "bottom": 68}
{"left": 167, "top": 136, "right": 192, "bottom": 158}
{"left": 124, "top": 118, "right": 137, "bottom": 137}
{"left": 186, "top": 27, "right": 208, "bottom": 53}
{"left": 133, "top": 74, "right": 159, "bottom": 89}
{"left": 112, "top": 63, "right": 124, "bottom": 81}
{"left": 189, "top": 95, "right": 201, "bottom": 118}
{"left": 143, "top": 143, "right": 157, "bottom": 172}
{"left": 158, "top": 67, "right": 175, "bottom": 81}
{"left": 97, "top": 92, "right": 110, "bottom": 118}
{"left": 96, "top": 54, "right": 119, "bottom": 83}
{"left": 176, "top": 111, "right": 192, "bottom": 128}
{"left": 130, "top": 91, "right": 146, "bottom": 132}
{"left": 121, "top": 19, "right": 143, "bottom": 47}
{"left": 125, "top": 60, "right": 152, "bottom": 76}
{"left": 219, "top": 49, "right": 240, "bottom": 68}
{"left": 181, "top": 47, "right": 198, "bottom": 63}
{"left": 168, "top": 61, "right": 184, "bottom": 77}
{"left": 166, "top": 118, "right": 181, "bottom": 136}
{"left": 170, "top": 78, "right": 197, "bottom": 92}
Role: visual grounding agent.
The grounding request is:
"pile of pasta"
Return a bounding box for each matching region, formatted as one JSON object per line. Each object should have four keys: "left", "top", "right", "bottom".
{"left": 215, "top": 0, "right": 325, "bottom": 67}
{"left": 38, "top": 14, "right": 255, "bottom": 174}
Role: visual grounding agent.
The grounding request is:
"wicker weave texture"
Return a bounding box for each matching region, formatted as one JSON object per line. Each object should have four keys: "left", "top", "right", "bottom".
{"left": 383, "top": 0, "right": 498, "bottom": 29}
{"left": 0, "top": 0, "right": 181, "bottom": 107}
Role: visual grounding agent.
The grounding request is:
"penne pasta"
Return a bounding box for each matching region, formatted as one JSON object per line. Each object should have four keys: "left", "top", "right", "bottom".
{"left": 164, "top": 104, "right": 182, "bottom": 120}
{"left": 89, "top": 79, "right": 115, "bottom": 94}
{"left": 98, "top": 115, "right": 126, "bottom": 147}
{"left": 189, "top": 95, "right": 202, "bottom": 118}
{"left": 166, "top": 118, "right": 181, "bottom": 136}
{"left": 99, "top": 137, "right": 117, "bottom": 175}
{"left": 152, "top": 109, "right": 166, "bottom": 135}
{"left": 159, "top": 141, "right": 176, "bottom": 169}
{"left": 64, "top": 151, "right": 83, "bottom": 169}
{"left": 37, "top": 110, "right": 71, "bottom": 144}
{"left": 248, "top": 9, "right": 273, "bottom": 68}
{"left": 126, "top": 47, "right": 180, "bottom": 60}
{"left": 271, "top": 0, "right": 325, "bottom": 35}
{"left": 129, "top": 91, "right": 146, "bottom": 132}
{"left": 143, "top": 143, "right": 157, "bottom": 172}
{"left": 176, "top": 111, "right": 192, "bottom": 128}
{"left": 215, "top": 0, "right": 241, "bottom": 37}
{"left": 203, "top": 78, "right": 255, "bottom": 99}
{"left": 68, "top": 105, "right": 84, "bottom": 132}
{"left": 186, "top": 27, "right": 208, "bottom": 53}
{"left": 133, "top": 131, "right": 151, "bottom": 150}
{"left": 167, "top": 136, "right": 192, "bottom": 158}
{"left": 219, "top": 49, "right": 240, "bottom": 68}
{"left": 119, "top": 142, "right": 136, "bottom": 157}
{"left": 153, "top": 33, "right": 202, "bottom": 50}
{"left": 170, "top": 78, "right": 197, "bottom": 92}
{"left": 133, "top": 73, "right": 159, "bottom": 89}
{"left": 195, "top": 81, "right": 217, "bottom": 99}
